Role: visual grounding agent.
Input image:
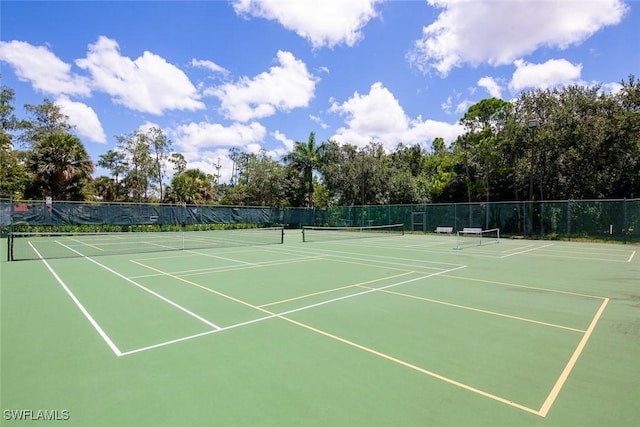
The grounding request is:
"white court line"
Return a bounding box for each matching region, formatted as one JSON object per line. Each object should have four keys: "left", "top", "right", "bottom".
{"left": 29, "top": 242, "right": 122, "bottom": 357}
{"left": 66, "top": 236, "right": 104, "bottom": 252}
{"left": 628, "top": 251, "right": 636, "bottom": 263}
{"left": 56, "top": 241, "right": 222, "bottom": 332}
{"left": 258, "top": 271, "right": 417, "bottom": 308}
{"left": 501, "top": 244, "right": 535, "bottom": 253}
{"left": 308, "top": 238, "right": 505, "bottom": 260}
{"left": 129, "top": 255, "right": 324, "bottom": 279}
{"left": 183, "top": 250, "right": 257, "bottom": 266}
{"left": 120, "top": 314, "right": 276, "bottom": 356}
{"left": 500, "top": 243, "right": 554, "bottom": 258}
{"left": 271, "top": 244, "right": 465, "bottom": 269}
{"left": 120, "top": 264, "right": 467, "bottom": 356}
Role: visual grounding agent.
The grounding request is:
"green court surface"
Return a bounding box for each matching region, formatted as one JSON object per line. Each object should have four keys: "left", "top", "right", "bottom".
{"left": 1, "top": 231, "right": 639, "bottom": 426}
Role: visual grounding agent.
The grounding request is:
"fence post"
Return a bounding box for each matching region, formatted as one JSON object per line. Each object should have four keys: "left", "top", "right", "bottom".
{"left": 567, "top": 200, "right": 571, "bottom": 241}
{"left": 454, "top": 203, "right": 457, "bottom": 232}
{"left": 523, "top": 202, "right": 527, "bottom": 237}
{"left": 623, "top": 198, "right": 627, "bottom": 244}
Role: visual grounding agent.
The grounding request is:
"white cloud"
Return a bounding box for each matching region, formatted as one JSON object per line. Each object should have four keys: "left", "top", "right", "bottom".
{"left": 477, "top": 76, "right": 503, "bottom": 99}
{"left": 454, "top": 99, "right": 474, "bottom": 115}
{"left": 55, "top": 96, "right": 106, "bottom": 143}
{"left": 271, "top": 130, "right": 295, "bottom": 152}
{"left": 232, "top": 0, "right": 382, "bottom": 48}
{"left": 405, "top": 117, "right": 465, "bottom": 147}
{"left": 187, "top": 149, "right": 232, "bottom": 182}
{"left": 0, "top": 40, "right": 91, "bottom": 96}
{"left": 441, "top": 96, "right": 454, "bottom": 114}
{"left": 329, "top": 82, "right": 463, "bottom": 149}
{"left": 509, "top": 58, "right": 582, "bottom": 91}
{"left": 171, "top": 121, "right": 267, "bottom": 161}
{"left": 136, "top": 121, "right": 162, "bottom": 134}
{"left": 75, "top": 36, "right": 204, "bottom": 115}
{"left": 191, "top": 58, "right": 229, "bottom": 76}
{"left": 208, "top": 50, "right": 318, "bottom": 122}
{"left": 601, "top": 82, "right": 623, "bottom": 95}
{"left": 309, "top": 114, "right": 329, "bottom": 129}
{"left": 408, "top": 0, "right": 627, "bottom": 76}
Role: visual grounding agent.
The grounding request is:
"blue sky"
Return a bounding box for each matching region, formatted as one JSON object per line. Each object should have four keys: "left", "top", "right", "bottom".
{"left": 1, "top": 0, "right": 638, "bottom": 182}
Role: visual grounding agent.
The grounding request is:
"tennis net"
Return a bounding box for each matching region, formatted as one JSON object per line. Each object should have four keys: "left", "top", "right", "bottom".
{"left": 302, "top": 224, "right": 404, "bottom": 243}
{"left": 8, "top": 226, "right": 284, "bottom": 261}
{"left": 454, "top": 228, "right": 500, "bottom": 250}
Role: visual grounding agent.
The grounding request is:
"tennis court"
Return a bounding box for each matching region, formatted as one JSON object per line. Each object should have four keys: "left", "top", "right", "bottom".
{"left": 1, "top": 228, "right": 639, "bottom": 426}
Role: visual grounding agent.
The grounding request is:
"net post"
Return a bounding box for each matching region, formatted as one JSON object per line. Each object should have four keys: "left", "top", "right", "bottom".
{"left": 302, "top": 227, "right": 306, "bottom": 243}
{"left": 7, "top": 218, "right": 14, "bottom": 261}
{"left": 454, "top": 231, "right": 461, "bottom": 250}
{"left": 280, "top": 225, "right": 284, "bottom": 244}
{"left": 6, "top": 232, "right": 11, "bottom": 261}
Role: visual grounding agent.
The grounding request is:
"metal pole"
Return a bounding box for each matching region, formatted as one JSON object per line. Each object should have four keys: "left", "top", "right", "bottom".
{"left": 623, "top": 198, "right": 627, "bottom": 244}
{"left": 567, "top": 200, "right": 571, "bottom": 241}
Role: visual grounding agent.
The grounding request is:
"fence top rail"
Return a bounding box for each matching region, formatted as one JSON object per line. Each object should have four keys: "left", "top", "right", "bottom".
{"left": 2, "top": 198, "right": 639, "bottom": 209}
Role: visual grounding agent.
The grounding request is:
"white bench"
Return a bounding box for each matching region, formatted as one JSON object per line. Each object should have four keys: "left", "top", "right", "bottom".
{"left": 461, "top": 227, "right": 483, "bottom": 234}
{"left": 435, "top": 226, "right": 454, "bottom": 234}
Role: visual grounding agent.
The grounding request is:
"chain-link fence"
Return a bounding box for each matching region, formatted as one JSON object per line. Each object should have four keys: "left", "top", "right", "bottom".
{"left": 2, "top": 198, "right": 638, "bottom": 243}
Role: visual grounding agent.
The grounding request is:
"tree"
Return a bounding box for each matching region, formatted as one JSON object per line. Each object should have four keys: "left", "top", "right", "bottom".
{"left": 146, "top": 127, "right": 172, "bottom": 201}
{"left": 458, "top": 98, "right": 512, "bottom": 204}
{"left": 387, "top": 143, "right": 430, "bottom": 204}
{"left": 0, "top": 84, "right": 29, "bottom": 197}
{"left": 284, "top": 131, "right": 324, "bottom": 207}
{"left": 25, "top": 131, "right": 93, "bottom": 200}
{"left": 423, "top": 137, "right": 459, "bottom": 202}
{"left": 318, "top": 140, "right": 362, "bottom": 206}
{"left": 20, "top": 99, "right": 73, "bottom": 148}
{"left": 360, "top": 142, "right": 392, "bottom": 205}
{"left": 223, "top": 149, "right": 286, "bottom": 206}
{"left": 169, "top": 152, "right": 187, "bottom": 175}
{"left": 166, "top": 169, "right": 215, "bottom": 204}
{"left": 97, "top": 149, "right": 127, "bottom": 201}
{"left": 91, "top": 176, "right": 118, "bottom": 202}
{"left": 117, "top": 130, "right": 153, "bottom": 202}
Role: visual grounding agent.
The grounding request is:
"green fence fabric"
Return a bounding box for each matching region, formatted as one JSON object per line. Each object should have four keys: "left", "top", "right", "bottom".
{"left": 2, "top": 198, "right": 638, "bottom": 243}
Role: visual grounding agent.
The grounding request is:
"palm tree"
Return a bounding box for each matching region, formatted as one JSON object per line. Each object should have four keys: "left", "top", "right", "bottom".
{"left": 167, "top": 169, "right": 215, "bottom": 204}
{"left": 26, "top": 131, "right": 93, "bottom": 200}
{"left": 284, "top": 131, "right": 324, "bottom": 208}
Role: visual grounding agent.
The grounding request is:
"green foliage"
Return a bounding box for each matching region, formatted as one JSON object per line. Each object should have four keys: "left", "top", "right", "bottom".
{"left": 2, "top": 74, "right": 639, "bottom": 206}
{"left": 25, "top": 131, "right": 93, "bottom": 200}
{"left": 166, "top": 168, "right": 215, "bottom": 204}
{"left": 222, "top": 150, "right": 287, "bottom": 206}
{"left": 283, "top": 131, "right": 324, "bottom": 207}
{"left": 20, "top": 99, "right": 73, "bottom": 148}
